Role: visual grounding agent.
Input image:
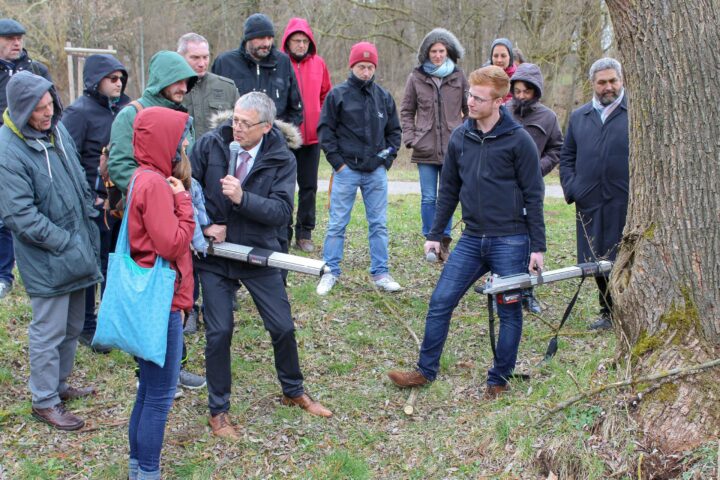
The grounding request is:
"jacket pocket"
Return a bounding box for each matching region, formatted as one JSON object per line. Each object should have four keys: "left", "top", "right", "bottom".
{"left": 50, "top": 232, "right": 98, "bottom": 288}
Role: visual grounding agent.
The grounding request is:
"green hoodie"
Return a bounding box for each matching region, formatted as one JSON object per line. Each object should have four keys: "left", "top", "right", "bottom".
{"left": 108, "top": 50, "right": 198, "bottom": 193}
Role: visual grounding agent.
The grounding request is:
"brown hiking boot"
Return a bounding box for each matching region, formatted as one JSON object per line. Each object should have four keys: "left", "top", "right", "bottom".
{"left": 387, "top": 370, "right": 429, "bottom": 388}
{"left": 483, "top": 384, "right": 510, "bottom": 400}
{"left": 295, "top": 239, "right": 315, "bottom": 253}
{"left": 32, "top": 403, "right": 85, "bottom": 431}
{"left": 209, "top": 412, "right": 240, "bottom": 440}
{"left": 281, "top": 393, "right": 333, "bottom": 418}
{"left": 439, "top": 236, "right": 452, "bottom": 262}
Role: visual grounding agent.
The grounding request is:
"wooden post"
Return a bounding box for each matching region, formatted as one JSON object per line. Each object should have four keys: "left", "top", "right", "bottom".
{"left": 66, "top": 42, "right": 75, "bottom": 103}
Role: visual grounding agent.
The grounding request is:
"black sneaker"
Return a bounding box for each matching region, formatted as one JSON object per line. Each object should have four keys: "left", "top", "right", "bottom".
{"left": 78, "top": 331, "right": 112, "bottom": 354}
{"left": 588, "top": 315, "right": 612, "bottom": 330}
{"left": 522, "top": 294, "right": 542, "bottom": 314}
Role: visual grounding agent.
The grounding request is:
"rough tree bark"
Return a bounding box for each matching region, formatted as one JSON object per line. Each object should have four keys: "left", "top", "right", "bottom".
{"left": 605, "top": 0, "right": 720, "bottom": 453}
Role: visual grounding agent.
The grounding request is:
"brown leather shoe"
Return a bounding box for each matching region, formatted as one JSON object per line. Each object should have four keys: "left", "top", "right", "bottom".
{"left": 295, "top": 238, "right": 315, "bottom": 253}
{"left": 387, "top": 370, "right": 429, "bottom": 388}
{"left": 59, "top": 385, "right": 97, "bottom": 402}
{"left": 483, "top": 384, "right": 510, "bottom": 400}
{"left": 281, "top": 393, "right": 333, "bottom": 418}
{"left": 209, "top": 412, "right": 240, "bottom": 440}
{"left": 32, "top": 403, "right": 84, "bottom": 431}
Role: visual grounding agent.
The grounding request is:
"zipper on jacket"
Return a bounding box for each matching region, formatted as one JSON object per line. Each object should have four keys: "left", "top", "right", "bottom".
{"left": 36, "top": 140, "right": 53, "bottom": 181}
{"left": 296, "top": 61, "right": 308, "bottom": 141}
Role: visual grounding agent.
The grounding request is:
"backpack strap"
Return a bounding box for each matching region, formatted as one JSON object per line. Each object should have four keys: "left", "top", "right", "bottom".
{"left": 129, "top": 100, "right": 145, "bottom": 112}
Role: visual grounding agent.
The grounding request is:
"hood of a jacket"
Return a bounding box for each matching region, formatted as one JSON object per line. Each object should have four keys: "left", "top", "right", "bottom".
{"left": 211, "top": 110, "right": 302, "bottom": 151}
{"left": 83, "top": 54, "right": 128, "bottom": 98}
{"left": 145, "top": 51, "right": 198, "bottom": 98}
{"left": 281, "top": 17, "right": 317, "bottom": 57}
{"left": 5, "top": 70, "right": 62, "bottom": 139}
{"left": 510, "top": 62, "right": 544, "bottom": 100}
{"left": 417, "top": 28, "right": 465, "bottom": 64}
{"left": 489, "top": 38, "right": 514, "bottom": 66}
{"left": 132, "top": 106, "right": 190, "bottom": 177}
{"left": 462, "top": 105, "right": 522, "bottom": 140}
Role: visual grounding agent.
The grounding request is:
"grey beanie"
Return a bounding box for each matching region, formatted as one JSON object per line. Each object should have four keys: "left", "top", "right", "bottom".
{"left": 0, "top": 19, "right": 26, "bottom": 37}
{"left": 244, "top": 14, "right": 275, "bottom": 41}
{"left": 490, "top": 38, "right": 514, "bottom": 66}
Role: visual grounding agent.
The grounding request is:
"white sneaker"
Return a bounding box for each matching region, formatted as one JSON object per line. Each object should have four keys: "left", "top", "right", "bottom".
{"left": 374, "top": 274, "right": 402, "bottom": 292}
{"left": 316, "top": 273, "right": 337, "bottom": 296}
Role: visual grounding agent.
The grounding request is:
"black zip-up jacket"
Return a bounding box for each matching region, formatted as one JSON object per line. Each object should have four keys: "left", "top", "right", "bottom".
{"left": 212, "top": 43, "right": 303, "bottom": 126}
{"left": 430, "top": 106, "right": 546, "bottom": 252}
{"left": 318, "top": 73, "right": 402, "bottom": 172}
{"left": 190, "top": 120, "right": 296, "bottom": 279}
{"left": 0, "top": 49, "right": 52, "bottom": 126}
{"left": 63, "top": 54, "right": 130, "bottom": 195}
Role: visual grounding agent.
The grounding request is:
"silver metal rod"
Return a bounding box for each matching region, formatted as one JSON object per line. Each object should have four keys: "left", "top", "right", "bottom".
{"left": 481, "top": 261, "right": 613, "bottom": 295}
{"left": 206, "top": 241, "right": 330, "bottom": 276}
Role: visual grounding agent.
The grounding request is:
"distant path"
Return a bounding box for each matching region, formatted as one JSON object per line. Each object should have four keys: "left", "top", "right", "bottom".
{"left": 317, "top": 180, "right": 564, "bottom": 198}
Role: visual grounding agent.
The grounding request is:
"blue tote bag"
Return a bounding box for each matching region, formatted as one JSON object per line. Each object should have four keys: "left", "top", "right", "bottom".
{"left": 93, "top": 173, "right": 177, "bottom": 367}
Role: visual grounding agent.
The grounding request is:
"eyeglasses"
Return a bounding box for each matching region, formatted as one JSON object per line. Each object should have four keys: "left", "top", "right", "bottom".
{"left": 290, "top": 38, "right": 310, "bottom": 45}
{"left": 105, "top": 75, "right": 123, "bottom": 83}
{"left": 465, "top": 91, "right": 495, "bottom": 104}
{"left": 232, "top": 119, "right": 266, "bottom": 130}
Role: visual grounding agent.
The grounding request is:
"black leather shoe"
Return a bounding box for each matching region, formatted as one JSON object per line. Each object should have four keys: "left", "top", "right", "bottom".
{"left": 78, "top": 331, "right": 112, "bottom": 354}
{"left": 588, "top": 315, "right": 612, "bottom": 330}
{"left": 522, "top": 295, "right": 542, "bottom": 314}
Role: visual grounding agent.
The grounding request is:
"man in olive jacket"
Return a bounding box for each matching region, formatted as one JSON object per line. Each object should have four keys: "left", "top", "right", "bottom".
{"left": 178, "top": 33, "right": 239, "bottom": 137}
{"left": 0, "top": 71, "right": 102, "bottom": 431}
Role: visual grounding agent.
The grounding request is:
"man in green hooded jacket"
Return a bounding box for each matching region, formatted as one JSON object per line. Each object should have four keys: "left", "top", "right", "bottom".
{"left": 107, "top": 50, "right": 206, "bottom": 392}
{"left": 108, "top": 50, "right": 198, "bottom": 193}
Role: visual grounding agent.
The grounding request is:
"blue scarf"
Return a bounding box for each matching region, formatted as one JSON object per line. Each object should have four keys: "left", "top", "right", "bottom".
{"left": 422, "top": 59, "right": 455, "bottom": 78}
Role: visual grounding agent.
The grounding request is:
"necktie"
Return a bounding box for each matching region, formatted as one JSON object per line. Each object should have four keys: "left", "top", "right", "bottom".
{"left": 235, "top": 151, "right": 251, "bottom": 183}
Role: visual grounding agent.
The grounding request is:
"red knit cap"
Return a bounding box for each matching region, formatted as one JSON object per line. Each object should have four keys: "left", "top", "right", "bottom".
{"left": 348, "top": 42, "right": 378, "bottom": 68}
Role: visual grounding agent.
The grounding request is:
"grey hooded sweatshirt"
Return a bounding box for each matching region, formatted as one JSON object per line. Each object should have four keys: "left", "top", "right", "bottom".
{"left": 507, "top": 63, "right": 564, "bottom": 176}
{"left": 0, "top": 71, "right": 101, "bottom": 297}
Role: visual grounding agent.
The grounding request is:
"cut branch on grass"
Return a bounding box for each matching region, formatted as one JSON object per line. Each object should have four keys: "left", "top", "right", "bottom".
{"left": 535, "top": 357, "right": 720, "bottom": 426}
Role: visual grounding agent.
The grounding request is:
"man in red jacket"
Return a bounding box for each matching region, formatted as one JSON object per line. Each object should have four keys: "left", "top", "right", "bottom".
{"left": 281, "top": 18, "right": 332, "bottom": 252}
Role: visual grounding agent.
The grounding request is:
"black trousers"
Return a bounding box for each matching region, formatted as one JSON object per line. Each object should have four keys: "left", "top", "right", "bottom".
{"left": 595, "top": 274, "right": 613, "bottom": 316}
{"left": 199, "top": 269, "right": 304, "bottom": 415}
{"left": 290, "top": 144, "right": 321, "bottom": 243}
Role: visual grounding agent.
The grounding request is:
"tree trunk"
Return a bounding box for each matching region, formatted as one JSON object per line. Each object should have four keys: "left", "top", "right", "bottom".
{"left": 605, "top": 0, "right": 720, "bottom": 453}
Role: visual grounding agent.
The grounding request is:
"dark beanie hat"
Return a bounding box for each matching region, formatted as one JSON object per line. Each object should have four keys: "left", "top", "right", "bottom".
{"left": 0, "top": 18, "right": 26, "bottom": 36}
{"left": 244, "top": 14, "right": 275, "bottom": 42}
{"left": 348, "top": 42, "right": 378, "bottom": 68}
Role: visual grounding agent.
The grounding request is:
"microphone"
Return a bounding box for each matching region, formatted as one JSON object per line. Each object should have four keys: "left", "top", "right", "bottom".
{"left": 228, "top": 141, "right": 240, "bottom": 176}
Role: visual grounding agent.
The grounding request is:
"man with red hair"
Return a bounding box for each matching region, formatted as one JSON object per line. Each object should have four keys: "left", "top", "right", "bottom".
{"left": 388, "top": 66, "right": 546, "bottom": 399}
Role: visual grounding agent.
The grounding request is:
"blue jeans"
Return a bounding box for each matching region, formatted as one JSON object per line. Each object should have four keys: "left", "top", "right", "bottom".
{"left": 323, "top": 166, "right": 389, "bottom": 277}
{"left": 417, "top": 233, "right": 529, "bottom": 386}
{"left": 129, "top": 311, "right": 183, "bottom": 476}
{"left": 417, "top": 163, "right": 452, "bottom": 238}
{"left": 0, "top": 225, "right": 14, "bottom": 284}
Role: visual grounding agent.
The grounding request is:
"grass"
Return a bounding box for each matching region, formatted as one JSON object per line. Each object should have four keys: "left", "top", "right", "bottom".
{"left": 0, "top": 194, "right": 715, "bottom": 479}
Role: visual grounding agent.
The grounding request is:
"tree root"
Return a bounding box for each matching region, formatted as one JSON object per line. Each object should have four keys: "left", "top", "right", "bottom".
{"left": 535, "top": 357, "right": 720, "bottom": 426}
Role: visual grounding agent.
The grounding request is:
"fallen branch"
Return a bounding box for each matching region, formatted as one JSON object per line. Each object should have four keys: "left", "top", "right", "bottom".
{"left": 535, "top": 357, "right": 720, "bottom": 426}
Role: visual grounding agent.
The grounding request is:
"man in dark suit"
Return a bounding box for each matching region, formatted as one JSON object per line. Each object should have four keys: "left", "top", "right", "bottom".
{"left": 560, "top": 57, "right": 629, "bottom": 331}
{"left": 190, "top": 92, "right": 332, "bottom": 440}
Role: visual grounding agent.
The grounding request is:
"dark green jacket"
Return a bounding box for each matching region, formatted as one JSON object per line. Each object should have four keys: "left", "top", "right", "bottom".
{"left": 182, "top": 72, "right": 238, "bottom": 137}
{"left": 0, "top": 72, "right": 101, "bottom": 297}
{"left": 108, "top": 51, "right": 197, "bottom": 193}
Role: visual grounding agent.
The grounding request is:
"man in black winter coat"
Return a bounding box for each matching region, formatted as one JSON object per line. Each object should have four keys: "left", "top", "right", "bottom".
{"left": 0, "top": 18, "right": 53, "bottom": 300}
{"left": 560, "top": 57, "right": 629, "bottom": 331}
{"left": 191, "top": 92, "right": 332, "bottom": 439}
{"left": 315, "top": 42, "right": 403, "bottom": 296}
{"left": 388, "top": 66, "right": 546, "bottom": 399}
{"left": 212, "top": 13, "right": 303, "bottom": 127}
{"left": 63, "top": 54, "right": 130, "bottom": 352}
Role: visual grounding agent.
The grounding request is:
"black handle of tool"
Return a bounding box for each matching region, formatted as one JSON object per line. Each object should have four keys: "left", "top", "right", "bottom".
{"left": 543, "top": 276, "right": 586, "bottom": 361}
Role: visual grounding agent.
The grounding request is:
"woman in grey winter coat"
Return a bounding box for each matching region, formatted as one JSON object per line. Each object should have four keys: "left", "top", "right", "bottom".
{"left": 400, "top": 28, "right": 468, "bottom": 261}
